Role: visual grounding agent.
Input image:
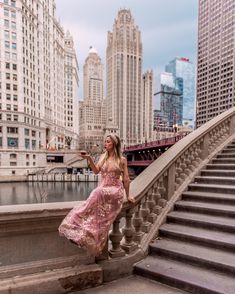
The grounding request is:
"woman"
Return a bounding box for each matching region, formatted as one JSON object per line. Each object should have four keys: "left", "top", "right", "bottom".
{"left": 58, "top": 134, "right": 134, "bottom": 256}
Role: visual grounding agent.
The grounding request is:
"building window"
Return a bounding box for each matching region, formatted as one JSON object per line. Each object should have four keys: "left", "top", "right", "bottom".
{"left": 4, "top": 31, "right": 10, "bottom": 38}
{"left": 12, "top": 53, "right": 17, "bottom": 60}
{"left": 12, "top": 32, "right": 16, "bottom": 40}
{"left": 6, "top": 114, "right": 11, "bottom": 121}
{"left": 7, "top": 137, "right": 18, "bottom": 147}
{"left": 11, "top": 11, "right": 16, "bottom": 18}
{"left": 4, "top": 9, "right": 9, "bottom": 17}
{"left": 4, "top": 20, "right": 9, "bottom": 28}
{"left": 10, "top": 153, "right": 17, "bottom": 159}
{"left": 5, "top": 41, "right": 10, "bottom": 49}
{"left": 25, "top": 138, "right": 30, "bottom": 149}
{"left": 12, "top": 43, "right": 17, "bottom": 50}
{"left": 10, "top": 162, "right": 17, "bottom": 166}
{"left": 13, "top": 115, "right": 18, "bottom": 121}
{"left": 11, "top": 0, "right": 16, "bottom": 7}
{"left": 0, "top": 137, "right": 2, "bottom": 147}
{"left": 24, "top": 128, "right": 29, "bottom": 135}
{"left": 7, "top": 127, "right": 18, "bottom": 134}
{"left": 11, "top": 21, "right": 16, "bottom": 29}
{"left": 32, "top": 140, "right": 36, "bottom": 150}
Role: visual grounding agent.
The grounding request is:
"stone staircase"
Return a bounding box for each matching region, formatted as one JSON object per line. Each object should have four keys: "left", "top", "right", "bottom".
{"left": 134, "top": 140, "right": 235, "bottom": 293}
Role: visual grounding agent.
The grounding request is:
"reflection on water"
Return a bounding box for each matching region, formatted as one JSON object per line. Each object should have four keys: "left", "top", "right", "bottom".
{"left": 0, "top": 181, "right": 98, "bottom": 205}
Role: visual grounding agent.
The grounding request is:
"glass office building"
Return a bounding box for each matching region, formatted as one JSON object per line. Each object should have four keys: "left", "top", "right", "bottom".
{"left": 166, "top": 57, "right": 195, "bottom": 128}
{"left": 155, "top": 72, "right": 183, "bottom": 127}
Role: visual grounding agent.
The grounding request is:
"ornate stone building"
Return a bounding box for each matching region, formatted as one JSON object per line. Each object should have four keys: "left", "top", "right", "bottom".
{"left": 106, "top": 9, "right": 146, "bottom": 146}
{"left": 0, "top": 0, "right": 79, "bottom": 175}
{"left": 79, "top": 47, "right": 106, "bottom": 153}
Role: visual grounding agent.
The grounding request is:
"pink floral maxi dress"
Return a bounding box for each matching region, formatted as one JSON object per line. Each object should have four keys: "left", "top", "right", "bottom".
{"left": 58, "top": 161, "right": 124, "bottom": 256}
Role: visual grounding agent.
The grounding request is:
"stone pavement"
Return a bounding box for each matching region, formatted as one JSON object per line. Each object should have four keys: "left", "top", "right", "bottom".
{"left": 72, "top": 275, "right": 188, "bottom": 294}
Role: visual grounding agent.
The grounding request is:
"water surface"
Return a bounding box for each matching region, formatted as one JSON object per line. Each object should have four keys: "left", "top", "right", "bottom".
{"left": 0, "top": 182, "right": 98, "bottom": 205}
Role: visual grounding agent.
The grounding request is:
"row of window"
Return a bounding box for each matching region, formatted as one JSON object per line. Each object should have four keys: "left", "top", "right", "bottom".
{"left": 4, "top": 8, "right": 16, "bottom": 18}
{"left": 3, "top": 0, "right": 16, "bottom": 6}
{"left": 0, "top": 93, "right": 18, "bottom": 101}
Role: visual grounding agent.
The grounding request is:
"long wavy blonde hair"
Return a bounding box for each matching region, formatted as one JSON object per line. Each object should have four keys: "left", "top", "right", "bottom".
{"left": 98, "top": 134, "right": 123, "bottom": 170}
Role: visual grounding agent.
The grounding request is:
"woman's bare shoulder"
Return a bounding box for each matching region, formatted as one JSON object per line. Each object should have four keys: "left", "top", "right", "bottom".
{"left": 121, "top": 156, "right": 127, "bottom": 164}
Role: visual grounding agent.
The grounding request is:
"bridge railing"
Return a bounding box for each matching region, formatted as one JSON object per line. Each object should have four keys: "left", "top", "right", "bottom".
{"left": 123, "top": 135, "right": 185, "bottom": 152}
{"left": 104, "top": 107, "right": 235, "bottom": 261}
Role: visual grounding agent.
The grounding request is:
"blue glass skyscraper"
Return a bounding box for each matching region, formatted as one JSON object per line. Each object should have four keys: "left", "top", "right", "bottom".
{"left": 155, "top": 72, "right": 183, "bottom": 127}
{"left": 165, "top": 57, "right": 195, "bottom": 128}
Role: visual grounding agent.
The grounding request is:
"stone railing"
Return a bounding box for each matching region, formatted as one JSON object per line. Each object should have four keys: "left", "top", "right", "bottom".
{"left": 99, "top": 107, "right": 235, "bottom": 280}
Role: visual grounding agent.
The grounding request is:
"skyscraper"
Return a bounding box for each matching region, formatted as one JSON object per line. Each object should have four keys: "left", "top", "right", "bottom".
{"left": 196, "top": 0, "right": 235, "bottom": 127}
{"left": 166, "top": 57, "right": 195, "bottom": 128}
{"left": 106, "top": 9, "right": 144, "bottom": 146}
{"left": 155, "top": 72, "right": 183, "bottom": 127}
{"left": 0, "top": 0, "right": 79, "bottom": 175}
{"left": 64, "top": 31, "right": 79, "bottom": 135}
{"left": 79, "top": 47, "right": 106, "bottom": 152}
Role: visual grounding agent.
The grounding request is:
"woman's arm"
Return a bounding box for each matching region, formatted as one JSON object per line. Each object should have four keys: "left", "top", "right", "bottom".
{"left": 81, "top": 153, "right": 101, "bottom": 174}
{"left": 122, "top": 157, "right": 135, "bottom": 203}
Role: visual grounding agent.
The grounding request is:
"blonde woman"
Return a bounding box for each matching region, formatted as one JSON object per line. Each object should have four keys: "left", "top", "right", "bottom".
{"left": 58, "top": 134, "right": 134, "bottom": 256}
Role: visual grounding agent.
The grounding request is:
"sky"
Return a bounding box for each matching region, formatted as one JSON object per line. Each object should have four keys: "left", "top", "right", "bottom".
{"left": 55, "top": 0, "right": 198, "bottom": 97}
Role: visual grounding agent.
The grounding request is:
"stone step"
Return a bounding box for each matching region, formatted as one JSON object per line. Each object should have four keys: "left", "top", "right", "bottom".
{"left": 212, "top": 158, "right": 235, "bottom": 164}
{"left": 225, "top": 145, "right": 235, "bottom": 149}
{"left": 188, "top": 182, "right": 235, "bottom": 194}
{"left": 217, "top": 153, "right": 235, "bottom": 158}
{"left": 222, "top": 148, "right": 235, "bottom": 153}
{"left": 159, "top": 223, "right": 235, "bottom": 251}
{"left": 175, "top": 200, "right": 235, "bottom": 217}
{"left": 149, "top": 238, "right": 235, "bottom": 275}
{"left": 200, "top": 169, "right": 235, "bottom": 177}
{"left": 194, "top": 175, "right": 235, "bottom": 186}
{"left": 206, "top": 163, "right": 235, "bottom": 170}
{"left": 167, "top": 210, "right": 235, "bottom": 233}
{"left": 181, "top": 190, "right": 235, "bottom": 205}
{"left": 134, "top": 255, "right": 235, "bottom": 294}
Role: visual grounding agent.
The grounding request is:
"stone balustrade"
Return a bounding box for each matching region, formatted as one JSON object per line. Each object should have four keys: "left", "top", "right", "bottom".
{"left": 102, "top": 107, "right": 235, "bottom": 262}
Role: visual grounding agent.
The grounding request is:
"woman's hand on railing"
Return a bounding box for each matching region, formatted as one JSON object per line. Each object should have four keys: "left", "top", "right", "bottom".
{"left": 127, "top": 196, "right": 135, "bottom": 203}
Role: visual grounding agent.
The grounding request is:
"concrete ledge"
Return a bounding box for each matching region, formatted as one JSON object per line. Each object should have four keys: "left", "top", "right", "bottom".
{"left": 0, "top": 264, "right": 102, "bottom": 294}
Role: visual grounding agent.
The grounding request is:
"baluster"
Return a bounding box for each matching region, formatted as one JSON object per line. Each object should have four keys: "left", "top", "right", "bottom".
{"left": 175, "top": 159, "right": 183, "bottom": 189}
{"left": 158, "top": 176, "right": 167, "bottom": 208}
{"left": 188, "top": 147, "right": 195, "bottom": 172}
{"left": 121, "top": 208, "right": 138, "bottom": 253}
{"left": 133, "top": 202, "right": 144, "bottom": 243}
{"left": 153, "top": 182, "right": 162, "bottom": 215}
{"left": 141, "top": 195, "right": 151, "bottom": 233}
{"left": 147, "top": 188, "right": 157, "bottom": 223}
{"left": 184, "top": 151, "right": 191, "bottom": 176}
{"left": 109, "top": 214, "right": 125, "bottom": 258}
